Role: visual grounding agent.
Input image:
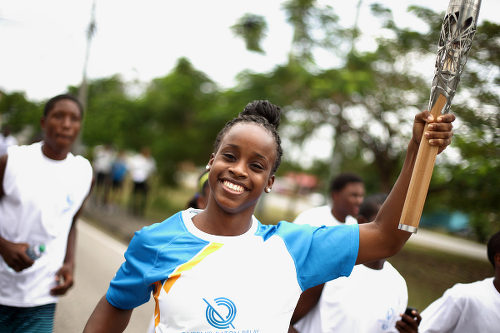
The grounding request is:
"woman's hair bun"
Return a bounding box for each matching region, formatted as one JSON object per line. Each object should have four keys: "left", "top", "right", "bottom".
{"left": 240, "top": 100, "right": 281, "bottom": 129}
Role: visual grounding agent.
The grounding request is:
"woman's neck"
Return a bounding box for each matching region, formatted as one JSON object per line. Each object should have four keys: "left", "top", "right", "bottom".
{"left": 193, "top": 205, "right": 254, "bottom": 236}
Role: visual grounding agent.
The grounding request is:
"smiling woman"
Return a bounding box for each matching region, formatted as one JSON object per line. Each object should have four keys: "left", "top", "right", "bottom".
{"left": 83, "top": 99, "right": 455, "bottom": 333}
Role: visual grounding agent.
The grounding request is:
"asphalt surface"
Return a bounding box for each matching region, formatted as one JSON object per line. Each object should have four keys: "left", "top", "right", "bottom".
{"left": 54, "top": 220, "right": 154, "bottom": 333}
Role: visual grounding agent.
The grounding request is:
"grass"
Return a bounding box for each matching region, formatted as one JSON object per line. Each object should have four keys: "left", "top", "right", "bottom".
{"left": 389, "top": 242, "right": 492, "bottom": 311}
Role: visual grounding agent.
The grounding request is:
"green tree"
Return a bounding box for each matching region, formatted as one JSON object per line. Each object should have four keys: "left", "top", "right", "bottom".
{"left": 0, "top": 91, "right": 41, "bottom": 141}
{"left": 139, "top": 58, "right": 225, "bottom": 184}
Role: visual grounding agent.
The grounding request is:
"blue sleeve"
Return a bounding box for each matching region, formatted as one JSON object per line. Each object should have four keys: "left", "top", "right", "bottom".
{"left": 106, "top": 228, "right": 158, "bottom": 310}
{"left": 276, "top": 221, "right": 359, "bottom": 291}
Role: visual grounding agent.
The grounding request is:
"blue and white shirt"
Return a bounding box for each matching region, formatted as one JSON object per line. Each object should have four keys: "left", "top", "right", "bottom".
{"left": 107, "top": 209, "right": 359, "bottom": 333}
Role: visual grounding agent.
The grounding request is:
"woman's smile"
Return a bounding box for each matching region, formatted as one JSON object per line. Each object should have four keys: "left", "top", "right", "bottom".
{"left": 222, "top": 180, "right": 246, "bottom": 193}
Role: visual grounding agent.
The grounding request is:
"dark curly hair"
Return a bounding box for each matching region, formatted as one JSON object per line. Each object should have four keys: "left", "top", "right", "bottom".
{"left": 212, "top": 100, "right": 283, "bottom": 174}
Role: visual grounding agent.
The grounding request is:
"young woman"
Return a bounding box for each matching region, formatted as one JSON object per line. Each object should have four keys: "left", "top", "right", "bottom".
{"left": 84, "top": 100, "right": 454, "bottom": 332}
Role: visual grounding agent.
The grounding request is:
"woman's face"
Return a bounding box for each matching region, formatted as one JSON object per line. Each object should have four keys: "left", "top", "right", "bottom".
{"left": 208, "top": 122, "right": 276, "bottom": 215}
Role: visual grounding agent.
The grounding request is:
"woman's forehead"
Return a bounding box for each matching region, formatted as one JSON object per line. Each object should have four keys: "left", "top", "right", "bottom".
{"left": 220, "top": 123, "right": 275, "bottom": 153}
{"left": 223, "top": 122, "right": 272, "bottom": 142}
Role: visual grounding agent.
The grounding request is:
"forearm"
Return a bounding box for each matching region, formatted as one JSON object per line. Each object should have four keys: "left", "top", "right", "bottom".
{"left": 357, "top": 141, "right": 418, "bottom": 263}
{"left": 84, "top": 295, "right": 132, "bottom": 333}
{"left": 63, "top": 220, "right": 77, "bottom": 267}
{"left": 0, "top": 235, "right": 11, "bottom": 258}
{"left": 374, "top": 140, "right": 419, "bottom": 247}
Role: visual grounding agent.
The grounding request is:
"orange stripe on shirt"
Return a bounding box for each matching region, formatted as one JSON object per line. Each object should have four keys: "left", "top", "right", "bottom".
{"left": 163, "top": 242, "right": 223, "bottom": 294}
{"left": 152, "top": 281, "right": 162, "bottom": 327}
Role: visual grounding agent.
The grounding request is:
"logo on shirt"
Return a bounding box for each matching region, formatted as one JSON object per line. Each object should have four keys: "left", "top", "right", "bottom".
{"left": 62, "top": 194, "right": 74, "bottom": 213}
{"left": 203, "top": 297, "right": 237, "bottom": 329}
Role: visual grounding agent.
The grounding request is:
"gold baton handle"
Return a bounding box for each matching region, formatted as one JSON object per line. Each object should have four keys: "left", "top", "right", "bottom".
{"left": 398, "top": 94, "right": 447, "bottom": 233}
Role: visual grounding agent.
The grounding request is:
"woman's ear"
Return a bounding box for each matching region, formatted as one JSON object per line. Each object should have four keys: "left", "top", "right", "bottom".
{"left": 267, "top": 175, "right": 275, "bottom": 191}
{"left": 207, "top": 153, "right": 215, "bottom": 169}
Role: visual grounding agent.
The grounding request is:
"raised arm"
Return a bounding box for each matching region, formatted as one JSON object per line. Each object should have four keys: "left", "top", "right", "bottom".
{"left": 83, "top": 295, "right": 133, "bottom": 333}
{"left": 356, "top": 111, "right": 454, "bottom": 264}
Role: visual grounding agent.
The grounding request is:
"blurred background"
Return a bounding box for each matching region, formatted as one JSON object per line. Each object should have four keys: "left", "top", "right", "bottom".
{"left": 1, "top": 0, "right": 499, "bottom": 317}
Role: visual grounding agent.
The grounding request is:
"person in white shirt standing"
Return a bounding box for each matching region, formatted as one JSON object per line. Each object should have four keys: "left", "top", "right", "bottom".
{"left": 0, "top": 94, "right": 93, "bottom": 332}
{"left": 127, "top": 147, "right": 156, "bottom": 216}
{"left": 419, "top": 230, "right": 500, "bottom": 333}
{"left": 292, "top": 193, "right": 420, "bottom": 333}
{"left": 294, "top": 172, "right": 365, "bottom": 227}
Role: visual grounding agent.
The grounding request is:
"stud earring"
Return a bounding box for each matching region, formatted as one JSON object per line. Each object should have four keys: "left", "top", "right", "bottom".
{"left": 205, "top": 164, "right": 210, "bottom": 170}
{"left": 265, "top": 187, "right": 271, "bottom": 193}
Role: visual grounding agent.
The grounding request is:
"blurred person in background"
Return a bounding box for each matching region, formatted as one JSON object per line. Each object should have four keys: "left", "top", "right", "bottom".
{"left": 291, "top": 193, "right": 420, "bottom": 333}
{"left": 0, "top": 94, "right": 93, "bottom": 332}
{"left": 185, "top": 169, "right": 210, "bottom": 209}
{"left": 419, "top": 230, "right": 500, "bottom": 333}
{"left": 108, "top": 149, "right": 128, "bottom": 206}
{"left": 91, "top": 144, "right": 115, "bottom": 206}
{"left": 0, "top": 125, "right": 18, "bottom": 157}
{"left": 128, "top": 147, "right": 156, "bottom": 216}
{"left": 294, "top": 172, "right": 365, "bottom": 227}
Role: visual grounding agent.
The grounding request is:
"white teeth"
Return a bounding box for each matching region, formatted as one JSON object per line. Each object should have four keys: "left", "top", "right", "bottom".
{"left": 223, "top": 180, "right": 244, "bottom": 193}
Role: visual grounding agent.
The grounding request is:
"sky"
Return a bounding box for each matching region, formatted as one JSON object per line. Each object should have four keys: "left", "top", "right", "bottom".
{"left": 1, "top": 0, "right": 496, "bottom": 102}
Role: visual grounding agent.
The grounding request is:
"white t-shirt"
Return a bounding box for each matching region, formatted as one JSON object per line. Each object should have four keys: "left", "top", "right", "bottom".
{"left": 420, "top": 277, "right": 500, "bottom": 333}
{"left": 0, "top": 142, "right": 93, "bottom": 307}
{"left": 294, "top": 261, "right": 408, "bottom": 333}
{"left": 107, "top": 209, "right": 360, "bottom": 332}
{"left": 294, "top": 204, "right": 358, "bottom": 227}
{"left": 128, "top": 153, "right": 156, "bottom": 183}
{"left": 92, "top": 145, "right": 115, "bottom": 174}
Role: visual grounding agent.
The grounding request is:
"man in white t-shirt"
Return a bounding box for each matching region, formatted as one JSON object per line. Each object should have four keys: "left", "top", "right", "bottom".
{"left": 294, "top": 172, "right": 365, "bottom": 227}
{"left": 419, "top": 230, "right": 500, "bottom": 333}
{"left": 0, "top": 94, "right": 93, "bottom": 332}
{"left": 127, "top": 147, "right": 156, "bottom": 216}
{"left": 291, "top": 193, "right": 420, "bottom": 333}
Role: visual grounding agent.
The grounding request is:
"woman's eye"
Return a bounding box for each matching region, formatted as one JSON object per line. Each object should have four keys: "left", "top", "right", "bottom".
{"left": 223, "top": 153, "right": 235, "bottom": 160}
{"left": 251, "top": 163, "right": 264, "bottom": 170}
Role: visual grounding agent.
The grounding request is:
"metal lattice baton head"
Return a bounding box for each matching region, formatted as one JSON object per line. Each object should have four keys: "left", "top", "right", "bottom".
{"left": 429, "top": 0, "right": 481, "bottom": 114}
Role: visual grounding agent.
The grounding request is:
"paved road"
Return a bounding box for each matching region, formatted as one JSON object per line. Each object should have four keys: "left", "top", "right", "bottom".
{"left": 54, "top": 221, "right": 154, "bottom": 333}
{"left": 407, "top": 228, "right": 487, "bottom": 261}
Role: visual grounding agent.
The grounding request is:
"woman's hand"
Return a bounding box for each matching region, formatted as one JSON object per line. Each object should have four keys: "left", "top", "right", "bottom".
{"left": 412, "top": 111, "right": 455, "bottom": 154}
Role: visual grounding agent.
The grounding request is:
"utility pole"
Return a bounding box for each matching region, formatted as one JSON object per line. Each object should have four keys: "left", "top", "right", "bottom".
{"left": 75, "top": 0, "right": 96, "bottom": 155}
{"left": 78, "top": 0, "right": 96, "bottom": 112}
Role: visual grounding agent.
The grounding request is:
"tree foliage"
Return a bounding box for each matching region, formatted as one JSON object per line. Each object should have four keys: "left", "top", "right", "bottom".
{"left": 231, "top": 14, "right": 268, "bottom": 54}
{"left": 1, "top": 3, "right": 498, "bottom": 240}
